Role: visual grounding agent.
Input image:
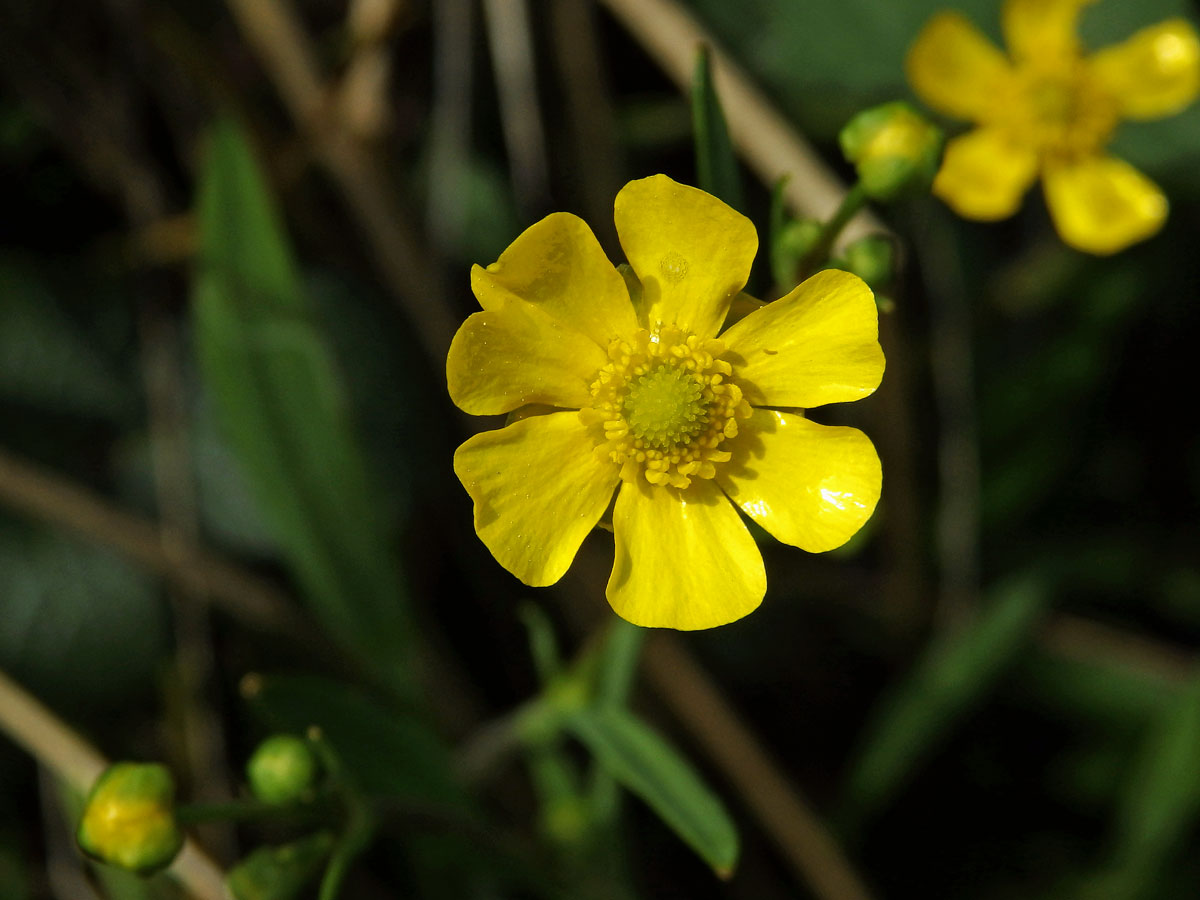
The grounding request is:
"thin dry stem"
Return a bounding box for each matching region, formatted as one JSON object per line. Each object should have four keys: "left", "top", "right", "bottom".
{"left": 596, "top": 0, "right": 888, "bottom": 244}
{"left": 0, "top": 669, "right": 228, "bottom": 900}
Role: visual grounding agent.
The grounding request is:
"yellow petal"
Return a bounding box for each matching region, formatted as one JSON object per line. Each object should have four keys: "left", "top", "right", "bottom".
{"left": 1002, "top": 0, "right": 1094, "bottom": 62}
{"left": 717, "top": 410, "right": 881, "bottom": 553}
{"left": 471, "top": 212, "right": 638, "bottom": 348}
{"left": 614, "top": 175, "right": 757, "bottom": 340}
{"left": 447, "top": 297, "right": 606, "bottom": 415}
{"left": 608, "top": 477, "right": 764, "bottom": 630}
{"left": 1089, "top": 20, "right": 1200, "bottom": 120}
{"left": 454, "top": 412, "right": 619, "bottom": 586}
{"left": 933, "top": 127, "right": 1039, "bottom": 220}
{"left": 906, "top": 12, "right": 1013, "bottom": 121}
{"left": 722, "top": 269, "right": 883, "bottom": 409}
{"left": 1042, "top": 156, "right": 1168, "bottom": 255}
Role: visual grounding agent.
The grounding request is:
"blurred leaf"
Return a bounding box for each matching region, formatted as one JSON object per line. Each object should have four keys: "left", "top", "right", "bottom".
{"left": 1016, "top": 651, "right": 1179, "bottom": 730}
{"left": 840, "top": 576, "right": 1048, "bottom": 829}
{"left": 245, "top": 674, "right": 465, "bottom": 808}
{"left": 691, "top": 45, "right": 743, "bottom": 211}
{"left": 0, "top": 527, "right": 166, "bottom": 716}
{"left": 227, "top": 831, "right": 334, "bottom": 900}
{"left": 566, "top": 707, "right": 738, "bottom": 876}
{"left": 0, "top": 257, "right": 129, "bottom": 419}
{"left": 1083, "top": 674, "right": 1200, "bottom": 900}
{"left": 191, "top": 119, "right": 412, "bottom": 688}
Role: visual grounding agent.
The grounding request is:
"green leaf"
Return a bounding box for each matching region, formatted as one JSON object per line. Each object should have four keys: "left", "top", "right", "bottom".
{"left": 0, "top": 527, "right": 166, "bottom": 717}
{"left": 245, "top": 674, "right": 465, "bottom": 808}
{"left": 227, "top": 832, "right": 335, "bottom": 900}
{"left": 691, "top": 45, "right": 744, "bottom": 211}
{"left": 191, "top": 119, "right": 412, "bottom": 688}
{"left": 0, "top": 257, "right": 130, "bottom": 419}
{"left": 1085, "top": 674, "right": 1200, "bottom": 899}
{"left": 840, "top": 576, "right": 1048, "bottom": 829}
{"left": 565, "top": 706, "right": 738, "bottom": 876}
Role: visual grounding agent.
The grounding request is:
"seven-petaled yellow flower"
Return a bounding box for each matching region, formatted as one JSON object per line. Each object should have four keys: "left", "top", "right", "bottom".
{"left": 907, "top": 0, "right": 1200, "bottom": 254}
{"left": 447, "top": 175, "right": 884, "bottom": 630}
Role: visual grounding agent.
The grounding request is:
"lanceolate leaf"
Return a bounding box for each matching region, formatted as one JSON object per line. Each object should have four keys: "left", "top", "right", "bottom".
{"left": 691, "top": 45, "right": 744, "bottom": 213}
{"left": 191, "top": 120, "right": 412, "bottom": 689}
{"left": 566, "top": 706, "right": 738, "bottom": 876}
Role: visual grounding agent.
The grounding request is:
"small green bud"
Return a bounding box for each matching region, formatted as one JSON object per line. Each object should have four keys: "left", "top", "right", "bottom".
{"left": 246, "top": 735, "right": 320, "bottom": 805}
{"left": 771, "top": 218, "right": 822, "bottom": 288}
{"left": 841, "top": 235, "right": 896, "bottom": 288}
{"left": 839, "top": 102, "right": 943, "bottom": 201}
{"left": 76, "top": 762, "right": 183, "bottom": 874}
{"left": 227, "top": 831, "right": 335, "bottom": 900}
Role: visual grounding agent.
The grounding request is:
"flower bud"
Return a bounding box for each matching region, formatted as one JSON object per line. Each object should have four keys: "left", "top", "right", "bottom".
{"left": 771, "top": 218, "right": 822, "bottom": 288}
{"left": 839, "top": 102, "right": 942, "bottom": 201}
{"left": 76, "top": 763, "right": 183, "bottom": 874}
{"left": 246, "top": 735, "right": 319, "bottom": 805}
{"left": 841, "top": 235, "right": 896, "bottom": 289}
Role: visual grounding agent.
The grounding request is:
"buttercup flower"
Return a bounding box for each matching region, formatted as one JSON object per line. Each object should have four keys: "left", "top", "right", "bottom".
{"left": 907, "top": 0, "right": 1200, "bottom": 254}
{"left": 448, "top": 175, "right": 883, "bottom": 630}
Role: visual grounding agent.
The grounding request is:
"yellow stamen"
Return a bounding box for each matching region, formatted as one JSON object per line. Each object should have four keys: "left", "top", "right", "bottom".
{"left": 583, "top": 326, "right": 751, "bottom": 489}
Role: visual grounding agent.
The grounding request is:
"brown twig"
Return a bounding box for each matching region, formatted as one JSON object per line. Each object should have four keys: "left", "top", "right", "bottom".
{"left": 643, "top": 635, "right": 877, "bottom": 900}
{"left": 595, "top": 0, "right": 888, "bottom": 244}
{"left": 222, "top": 0, "right": 455, "bottom": 363}
{"left": 0, "top": 448, "right": 310, "bottom": 644}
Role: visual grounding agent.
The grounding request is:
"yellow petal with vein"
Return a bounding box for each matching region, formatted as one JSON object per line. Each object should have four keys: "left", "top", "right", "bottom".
{"left": 1042, "top": 156, "right": 1168, "bottom": 255}
{"left": 608, "top": 478, "right": 763, "bottom": 630}
{"left": 471, "top": 212, "right": 638, "bottom": 347}
{"left": 717, "top": 410, "right": 881, "bottom": 553}
{"left": 722, "top": 269, "right": 883, "bottom": 409}
{"left": 906, "top": 12, "right": 1013, "bottom": 121}
{"left": 614, "top": 175, "right": 757, "bottom": 341}
{"left": 454, "top": 412, "right": 619, "bottom": 586}
{"left": 1002, "top": 0, "right": 1094, "bottom": 62}
{"left": 1089, "top": 20, "right": 1200, "bottom": 120}
{"left": 447, "top": 298, "right": 606, "bottom": 415}
{"left": 933, "top": 127, "right": 1039, "bottom": 220}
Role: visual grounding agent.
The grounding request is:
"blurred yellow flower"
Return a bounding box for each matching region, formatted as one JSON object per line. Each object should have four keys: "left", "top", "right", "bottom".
{"left": 447, "top": 175, "right": 884, "bottom": 630}
{"left": 907, "top": 0, "right": 1200, "bottom": 254}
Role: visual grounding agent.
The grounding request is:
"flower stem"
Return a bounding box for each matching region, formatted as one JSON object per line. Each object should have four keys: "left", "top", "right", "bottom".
{"left": 175, "top": 797, "right": 322, "bottom": 825}
{"left": 795, "top": 182, "right": 868, "bottom": 282}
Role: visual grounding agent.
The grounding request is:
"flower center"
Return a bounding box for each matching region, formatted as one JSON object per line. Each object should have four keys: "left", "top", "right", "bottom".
{"left": 1006, "top": 63, "right": 1118, "bottom": 161}
{"left": 622, "top": 364, "right": 709, "bottom": 449}
{"left": 582, "top": 326, "right": 751, "bottom": 489}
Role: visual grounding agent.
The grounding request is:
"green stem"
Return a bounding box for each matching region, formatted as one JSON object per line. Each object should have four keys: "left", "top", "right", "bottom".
{"left": 795, "top": 182, "right": 869, "bottom": 281}
{"left": 175, "top": 797, "right": 323, "bottom": 825}
{"left": 317, "top": 800, "right": 376, "bottom": 900}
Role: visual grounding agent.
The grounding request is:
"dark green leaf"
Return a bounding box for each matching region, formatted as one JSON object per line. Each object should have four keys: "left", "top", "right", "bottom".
{"left": 566, "top": 707, "right": 738, "bottom": 876}
{"left": 1086, "top": 675, "right": 1200, "bottom": 899}
{"left": 191, "top": 119, "right": 412, "bottom": 688}
{"left": 691, "top": 45, "right": 743, "bottom": 211}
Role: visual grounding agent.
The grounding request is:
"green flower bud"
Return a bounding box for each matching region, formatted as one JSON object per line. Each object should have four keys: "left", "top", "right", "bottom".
{"left": 771, "top": 218, "right": 822, "bottom": 288}
{"left": 76, "top": 763, "right": 183, "bottom": 874}
{"left": 246, "top": 735, "right": 319, "bottom": 805}
{"left": 841, "top": 235, "right": 896, "bottom": 288}
{"left": 839, "top": 102, "right": 943, "bottom": 201}
{"left": 227, "top": 831, "right": 334, "bottom": 900}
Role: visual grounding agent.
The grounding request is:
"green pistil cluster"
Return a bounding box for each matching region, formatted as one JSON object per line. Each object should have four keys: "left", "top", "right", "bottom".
{"left": 583, "top": 325, "right": 752, "bottom": 489}
{"left": 622, "top": 364, "right": 709, "bottom": 449}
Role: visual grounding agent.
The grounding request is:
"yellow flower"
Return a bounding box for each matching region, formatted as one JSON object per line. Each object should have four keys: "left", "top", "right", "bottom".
{"left": 907, "top": 0, "right": 1200, "bottom": 254}
{"left": 447, "top": 175, "right": 884, "bottom": 630}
